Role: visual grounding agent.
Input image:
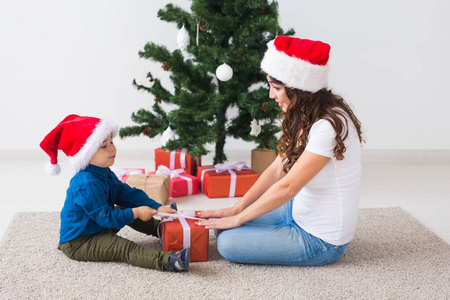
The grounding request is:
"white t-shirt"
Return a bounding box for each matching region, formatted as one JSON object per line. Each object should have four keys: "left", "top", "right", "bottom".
{"left": 292, "top": 117, "right": 361, "bottom": 246}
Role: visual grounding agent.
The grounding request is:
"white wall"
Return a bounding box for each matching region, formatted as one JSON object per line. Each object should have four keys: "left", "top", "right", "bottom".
{"left": 1, "top": 0, "right": 449, "bottom": 152}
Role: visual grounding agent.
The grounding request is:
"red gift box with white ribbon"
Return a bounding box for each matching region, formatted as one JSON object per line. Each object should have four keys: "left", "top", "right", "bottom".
{"left": 198, "top": 161, "right": 259, "bottom": 198}
{"left": 111, "top": 168, "right": 145, "bottom": 183}
{"left": 154, "top": 148, "right": 201, "bottom": 176}
{"left": 149, "top": 166, "right": 199, "bottom": 198}
{"left": 158, "top": 211, "right": 209, "bottom": 262}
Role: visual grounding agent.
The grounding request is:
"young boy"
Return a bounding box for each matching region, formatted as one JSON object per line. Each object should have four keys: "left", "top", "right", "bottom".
{"left": 40, "top": 114, "right": 189, "bottom": 272}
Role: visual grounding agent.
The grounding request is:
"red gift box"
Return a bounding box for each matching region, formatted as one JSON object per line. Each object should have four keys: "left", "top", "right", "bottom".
{"left": 149, "top": 167, "right": 199, "bottom": 198}
{"left": 154, "top": 148, "right": 201, "bottom": 176}
{"left": 198, "top": 162, "right": 259, "bottom": 198}
{"left": 160, "top": 213, "right": 209, "bottom": 262}
{"left": 112, "top": 168, "right": 145, "bottom": 183}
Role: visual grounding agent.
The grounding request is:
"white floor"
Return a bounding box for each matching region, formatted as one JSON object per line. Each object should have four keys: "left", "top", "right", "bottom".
{"left": 1, "top": 149, "right": 449, "bottom": 244}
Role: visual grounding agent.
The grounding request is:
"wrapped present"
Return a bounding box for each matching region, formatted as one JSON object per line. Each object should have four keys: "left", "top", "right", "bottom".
{"left": 159, "top": 211, "right": 209, "bottom": 262}
{"left": 198, "top": 162, "right": 259, "bottom": 198}
{"left": 149, "top": 166, "right": 199, "bottom": 198}
{"left": 251, "top": 148, "right": 277, "bottom": 176}
{"left": 155, "top": 148, "right": 201, "bottom": 176}
{"left": 111, "top": 168, "right": 145, "bottom": 183}
{"left": 126, "top": 174, "right": 170, "bottom": 205}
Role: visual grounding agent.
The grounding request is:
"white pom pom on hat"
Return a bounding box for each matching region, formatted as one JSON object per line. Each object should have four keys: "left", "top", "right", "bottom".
{"left": 260, "top": 36, "right": 331, "bottom": 93}
{"left": 44, "top": 162, "right": 61, "bottom": 175}
{"left": 40, "top": 114, "right": 118, "bottom": 175}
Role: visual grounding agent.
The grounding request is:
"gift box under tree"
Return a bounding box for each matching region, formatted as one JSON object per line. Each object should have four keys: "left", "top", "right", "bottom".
{"left": 198, "top": 162, "right": 259, "bottom": 198}
{"left": 160, "top": 212, "right": 209, "bottom": 262}
{"left": 126, "top": 174, "right": 170, "bottom": 205}
{"left": 148, "top": 166, "right": 199, "bottom": 198}
{"left": 251, "top": 148, "right": 277, "bottom": 176}
{"left": 155, "top": 148, "right": 201, "bottom": 176}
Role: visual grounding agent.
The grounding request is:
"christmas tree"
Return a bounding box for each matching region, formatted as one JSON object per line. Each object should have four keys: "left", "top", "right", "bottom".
{"left": 119, "top": 0, "right": 294, "bottom": 164}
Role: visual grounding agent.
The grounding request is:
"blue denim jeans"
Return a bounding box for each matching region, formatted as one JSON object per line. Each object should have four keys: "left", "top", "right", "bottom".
{"left": 216, "top": 199, "right": 349, "bottom": 266}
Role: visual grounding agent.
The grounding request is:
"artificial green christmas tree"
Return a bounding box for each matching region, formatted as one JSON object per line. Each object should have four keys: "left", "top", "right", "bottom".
{"left": 119, "top": 0, "right": 294, "bottom": 164}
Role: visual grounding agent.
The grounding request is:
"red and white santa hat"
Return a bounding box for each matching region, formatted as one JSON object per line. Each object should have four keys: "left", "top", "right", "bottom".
{"left": 260, "top": 36, "right": 331, "bottom": 93}
{"left": 40, "top": 114, "right": 118, "bottom": 175}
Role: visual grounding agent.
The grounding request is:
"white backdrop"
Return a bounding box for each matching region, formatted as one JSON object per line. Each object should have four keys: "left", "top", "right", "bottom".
{"left": 1, "top": 0, "right": 449, "bottom": 152}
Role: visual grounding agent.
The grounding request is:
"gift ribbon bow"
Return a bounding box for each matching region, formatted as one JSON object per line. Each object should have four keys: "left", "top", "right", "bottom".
{"left": 111, "top": 168, "right": 144, "bottom": 179}
{"left": 157, "top": 211, "right": 204, "bottom": 250}
{"left": 214, "top": 161, "right": 247, "bottom": 173}
{"left": 170, "top": 148, "right": 187, "bottom": 170}
{"left": 200, "top": 161, "right": 248, "bottom": 197}
{"left": 155, "top": 165, "right": 193, "bottom": 195}
{"left": 155, "top": 165, "right": 185, "bottom": 178}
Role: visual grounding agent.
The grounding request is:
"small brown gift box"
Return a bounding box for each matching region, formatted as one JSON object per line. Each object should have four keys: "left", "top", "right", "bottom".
{"left": 251, "top": 148, "right": 277, "bottom": 176}
{"left": 126, "top": 174, "right": 170, "bottom": 205}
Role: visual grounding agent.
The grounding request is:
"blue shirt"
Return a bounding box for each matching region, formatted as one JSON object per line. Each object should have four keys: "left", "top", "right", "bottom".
{"left": 59, "top": 164, "right": 162, "bottom": 243}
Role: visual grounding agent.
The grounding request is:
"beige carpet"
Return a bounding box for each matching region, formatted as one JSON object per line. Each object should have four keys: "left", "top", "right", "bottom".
{"left": 0, "top": 208, "right": 449, "bottom": 299}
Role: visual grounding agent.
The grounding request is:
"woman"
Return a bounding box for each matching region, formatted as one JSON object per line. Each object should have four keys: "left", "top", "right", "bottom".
{"left": 197, "top": 36, "right": 363, "bottom": 266}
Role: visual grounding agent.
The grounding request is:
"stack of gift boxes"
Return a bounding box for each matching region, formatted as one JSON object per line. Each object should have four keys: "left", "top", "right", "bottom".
{"left": 113, "top": 148, "right": 261, "bottom": 262}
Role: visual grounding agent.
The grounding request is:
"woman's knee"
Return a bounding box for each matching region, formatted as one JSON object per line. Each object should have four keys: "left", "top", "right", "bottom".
{"left": 216, "top": 230, "right": 239, "bottom": 262}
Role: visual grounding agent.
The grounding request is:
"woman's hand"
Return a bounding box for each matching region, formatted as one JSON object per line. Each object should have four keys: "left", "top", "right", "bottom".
{"left": 196, "top": 206, "right": 238, "bottom": 219}
{"left": 196, "top": 215, "right": 242, "bottom": 230}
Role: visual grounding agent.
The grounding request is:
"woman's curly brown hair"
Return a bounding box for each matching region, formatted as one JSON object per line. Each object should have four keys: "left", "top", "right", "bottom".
{"left": 268, "top": 76, "right": 364, "bottom": 173}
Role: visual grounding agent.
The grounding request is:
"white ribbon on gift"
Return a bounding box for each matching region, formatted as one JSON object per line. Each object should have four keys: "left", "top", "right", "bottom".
{"left": 200, "top": 161, "right": 248, "bottom": 197}
{"left": 169, "top": 148, "right": 187, "bottom": 170}
{"left": 180, "top": 149, "right": 187, "bottom": 169}
{"left": 111, "top": 168, "right": 144, "bottom": 179}
{"left": 157, "top": 211, "right": 203, "bottom": 249}
{"left": 155, "top": 165, "right": 193, "bottom": 195}
{"left": 156, "top": 211, "right": 203, "bottom": 221}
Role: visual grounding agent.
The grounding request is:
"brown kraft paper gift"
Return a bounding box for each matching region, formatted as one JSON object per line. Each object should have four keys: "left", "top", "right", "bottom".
{"left": 251, "top": 148, "right": 277, "bottom": 176}
{"left": 126, "top": 174, "right": 170, "bottom": 205}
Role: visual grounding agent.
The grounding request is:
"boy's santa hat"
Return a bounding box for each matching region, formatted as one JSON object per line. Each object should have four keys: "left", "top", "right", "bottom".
{"left": 260, "top": 36, "right": 331, "bottom": 93}
{"left": 40, "top": 114, "right": 118, "bottom": 175}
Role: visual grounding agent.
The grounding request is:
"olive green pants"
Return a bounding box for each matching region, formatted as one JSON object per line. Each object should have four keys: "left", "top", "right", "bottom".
{"left": 58, "top": 217, "right": 171, "bottom": 271}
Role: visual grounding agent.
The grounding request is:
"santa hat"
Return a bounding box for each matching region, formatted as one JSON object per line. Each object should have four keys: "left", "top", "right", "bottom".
{"left": 260, "top": 36, "right": 331, "bottom": 93}
{"left": 39, "top": 114, "right": 118, "bottom": 175}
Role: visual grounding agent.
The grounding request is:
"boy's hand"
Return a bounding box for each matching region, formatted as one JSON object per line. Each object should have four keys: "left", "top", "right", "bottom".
{"left": 132, "top": 206, "right": 157, "bottom": 221}
{"left": 157, "top": 206, "right": 177, "bottom": 214}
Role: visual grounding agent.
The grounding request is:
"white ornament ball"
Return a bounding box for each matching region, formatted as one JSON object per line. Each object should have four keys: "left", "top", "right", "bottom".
{"left": 216, "top": 63, "right": 233, "bottom": 81}
{"left": 177, "top": 25, "right": 190, "bottom": 51}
